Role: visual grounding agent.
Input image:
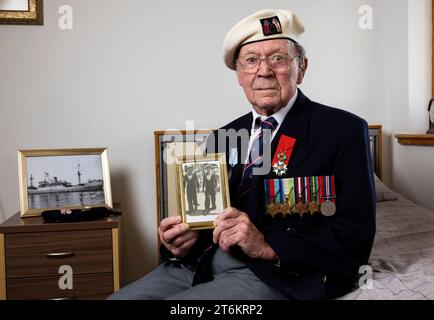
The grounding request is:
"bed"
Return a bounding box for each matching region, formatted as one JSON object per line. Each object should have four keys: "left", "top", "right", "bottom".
{"left": 339, "top": 127, "right": 434, "bottom": 300}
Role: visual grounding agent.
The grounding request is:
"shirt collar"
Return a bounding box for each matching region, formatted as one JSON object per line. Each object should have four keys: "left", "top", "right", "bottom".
{"left": 250, "top": 89, "right": 298, "bottom": 128}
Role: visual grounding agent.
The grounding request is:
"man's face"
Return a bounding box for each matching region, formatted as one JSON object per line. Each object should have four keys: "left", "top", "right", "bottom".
{"left": 236, "top": 39, "right": 307, "bottom": 116}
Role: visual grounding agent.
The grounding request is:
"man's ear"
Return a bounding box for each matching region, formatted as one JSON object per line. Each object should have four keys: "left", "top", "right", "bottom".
{"left": 297, "top": 58, "right": 308, "bottom": 84}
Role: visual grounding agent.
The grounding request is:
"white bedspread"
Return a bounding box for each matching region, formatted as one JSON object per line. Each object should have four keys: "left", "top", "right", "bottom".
{"left": 340, "top": 196, "right": 434, "bottom": 300}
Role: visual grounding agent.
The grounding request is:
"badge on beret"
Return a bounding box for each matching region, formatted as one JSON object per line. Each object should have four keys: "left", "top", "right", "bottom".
{"left": 260, "top": 16, "right": 283, "bottom": 36}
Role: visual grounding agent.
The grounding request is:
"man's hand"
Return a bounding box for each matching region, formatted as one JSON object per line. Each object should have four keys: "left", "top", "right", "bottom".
{"left": 158, "top": 216, "right": 199, "bottom": 259}
{"left": 213, "top": 207, "right": 278, "bottom": 261}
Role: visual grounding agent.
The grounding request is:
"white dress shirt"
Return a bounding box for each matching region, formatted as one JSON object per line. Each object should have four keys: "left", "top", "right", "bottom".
{"left": 245, "top": 90, "right": 298, "bottom": 163}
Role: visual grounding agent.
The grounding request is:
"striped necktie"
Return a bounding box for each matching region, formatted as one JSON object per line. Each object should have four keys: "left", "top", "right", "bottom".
{"left": 242, "top": 116, "right": 278, "bottom": 185}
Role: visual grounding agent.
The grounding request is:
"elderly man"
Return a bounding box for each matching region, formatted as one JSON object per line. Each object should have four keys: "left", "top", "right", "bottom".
{"left": 109, "top": 9, "right": 375, "bottom": 300}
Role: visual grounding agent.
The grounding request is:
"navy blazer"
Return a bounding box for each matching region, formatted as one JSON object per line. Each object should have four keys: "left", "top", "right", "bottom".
{"left": 201, "top": 89, "right": 376, "bottom": 299}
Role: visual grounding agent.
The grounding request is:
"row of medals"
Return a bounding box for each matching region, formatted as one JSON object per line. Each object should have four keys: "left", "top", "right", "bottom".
{"left": 270, "top": 154, "right": 336, "bottom": 217}
{"left": 266, "top": 196, "right": 336, "bottom": 217}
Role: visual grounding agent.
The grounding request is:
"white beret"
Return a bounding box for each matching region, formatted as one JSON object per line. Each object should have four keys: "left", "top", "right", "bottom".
{"left": 223, "top": 9, "right": 305, "bottom": 70}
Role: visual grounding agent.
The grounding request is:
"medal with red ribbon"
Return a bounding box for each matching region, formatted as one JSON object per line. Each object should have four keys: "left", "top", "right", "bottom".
{"left": 318, "top": 175, "right": 336, "bottom": 216}
{"left": 272, "top": 135, "right": 296, "bottom": 176}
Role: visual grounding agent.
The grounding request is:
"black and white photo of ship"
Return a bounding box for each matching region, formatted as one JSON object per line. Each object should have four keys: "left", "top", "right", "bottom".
{"left": 28, "top": 166, "right": 103, "bottom": 194}
{"left": 26, "top": 155, "right": 105, "bottom": 209}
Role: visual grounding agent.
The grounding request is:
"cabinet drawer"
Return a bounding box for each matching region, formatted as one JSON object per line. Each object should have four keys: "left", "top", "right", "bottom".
{"left": 5, "top": 229, "right": 113, "bottom": 279}
{"left": 7, "top": 273, "right": 113, "bottom": 300}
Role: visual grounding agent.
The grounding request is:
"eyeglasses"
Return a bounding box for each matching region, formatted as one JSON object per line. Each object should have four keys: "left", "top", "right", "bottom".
{"left": 237, "top": 53, "right": 298, "bottom": 73}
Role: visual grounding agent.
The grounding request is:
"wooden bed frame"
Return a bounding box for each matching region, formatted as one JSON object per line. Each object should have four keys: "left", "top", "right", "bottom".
{"left": 368, "top": 125, "right": 382, "bottom": 180}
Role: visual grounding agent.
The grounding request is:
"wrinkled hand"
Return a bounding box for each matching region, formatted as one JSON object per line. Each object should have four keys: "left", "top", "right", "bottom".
{"left": 158, "top": 216, "right": 199, "bottom": 259}
{"left": 213, "top": 207, "right": 278, "bottom": 261}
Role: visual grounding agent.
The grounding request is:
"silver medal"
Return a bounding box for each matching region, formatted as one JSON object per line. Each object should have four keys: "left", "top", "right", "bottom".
{"left": 320, "top": 200, "right": 336, "bottom": 216}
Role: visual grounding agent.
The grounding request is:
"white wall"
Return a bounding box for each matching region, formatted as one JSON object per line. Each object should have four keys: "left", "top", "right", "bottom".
{"left": 391, "top": 0, "right": 434, "bottom": 211}
{"left": 0, "top": 0, "right": 432, "bottom": 285}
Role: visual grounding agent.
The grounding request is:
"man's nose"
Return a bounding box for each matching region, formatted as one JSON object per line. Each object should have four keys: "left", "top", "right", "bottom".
{"left": 257, "top": 59, "right": 274, "bottom": 77}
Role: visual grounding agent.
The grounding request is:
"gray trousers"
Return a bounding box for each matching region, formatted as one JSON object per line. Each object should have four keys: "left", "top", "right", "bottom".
{"left": 108, "top": 248, "right": 286, "bottom": 300}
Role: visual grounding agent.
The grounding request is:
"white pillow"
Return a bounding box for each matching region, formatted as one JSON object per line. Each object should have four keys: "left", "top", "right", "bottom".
{"left": 374, "top": 174, "right": 398, "bottom": 202}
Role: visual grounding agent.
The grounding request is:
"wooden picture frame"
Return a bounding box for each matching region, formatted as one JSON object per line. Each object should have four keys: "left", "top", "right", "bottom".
{"left": 0, "top": 0, "right": 43, "bottom": 25}
{"left": 176, "top": 153, "right": 231, "bottom": 230}
{"left": 154, "top": 130, "right": 212, "bottom": 226}
{"left": 18, "top": 148, "right": 112, "bottom": 217}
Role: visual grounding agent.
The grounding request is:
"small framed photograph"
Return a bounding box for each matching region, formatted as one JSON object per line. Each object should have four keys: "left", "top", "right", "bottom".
{"left": 17, "top": 148, "right": 113, "bottom": 217}
{"left": 176, "top": 153, "right": 230, "bottom": 230}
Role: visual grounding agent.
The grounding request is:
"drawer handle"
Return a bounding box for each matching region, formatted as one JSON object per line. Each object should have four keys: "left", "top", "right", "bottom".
{"left": 50, "top": 297, "right": 76, "bottom": 300}
{"left": 46, "top": 252, "right": 75, "bottom": 258}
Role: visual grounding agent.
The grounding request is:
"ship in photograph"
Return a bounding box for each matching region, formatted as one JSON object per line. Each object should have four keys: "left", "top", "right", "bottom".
{"left": 27, "top": 164, "right": 103, "bottom": 194}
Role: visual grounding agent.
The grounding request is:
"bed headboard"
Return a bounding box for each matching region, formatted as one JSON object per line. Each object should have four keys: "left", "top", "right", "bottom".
{"left": 368, "top": 125, "right": 382, "bottom": 179}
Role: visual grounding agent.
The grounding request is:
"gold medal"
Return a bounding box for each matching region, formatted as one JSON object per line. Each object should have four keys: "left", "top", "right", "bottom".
{"left": 291, "top": 205, "right": 298, "bottom": 214}
{"left": 295, "top": 201, "right": 308, "bottom": 217}
{"left": 268, "top": 203, "right": 281, "bottom": 217}
{"left": 308, "top": 202, "right": 320, "bottom": 215}
{"left": 280, "top": 202, "right": 291, "bottom": 216}
{"left": 275, "top": 203, "right": 283, "bottom": 216}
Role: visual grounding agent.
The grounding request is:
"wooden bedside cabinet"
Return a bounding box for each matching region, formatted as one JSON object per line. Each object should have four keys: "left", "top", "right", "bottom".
{"left": 0, "top": 212, "right": 120, "bottom": 300}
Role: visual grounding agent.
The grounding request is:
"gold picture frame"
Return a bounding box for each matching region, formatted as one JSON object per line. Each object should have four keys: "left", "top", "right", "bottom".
{"left": 176, "top": 153, "right": 230, "bottom": 230}
{"left": 18, "top": 148, "right": 113, "bottom": 217}
{"left": 0, "top": 0, "right": 43, "bottom": 25}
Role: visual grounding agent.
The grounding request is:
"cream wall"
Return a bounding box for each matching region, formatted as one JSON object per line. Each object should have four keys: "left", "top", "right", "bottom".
{"left": 0, "top": 0, "right": 432, "bottom": 285}
{"left": 390, "top": 0, "right": 433, "bottom": 212}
